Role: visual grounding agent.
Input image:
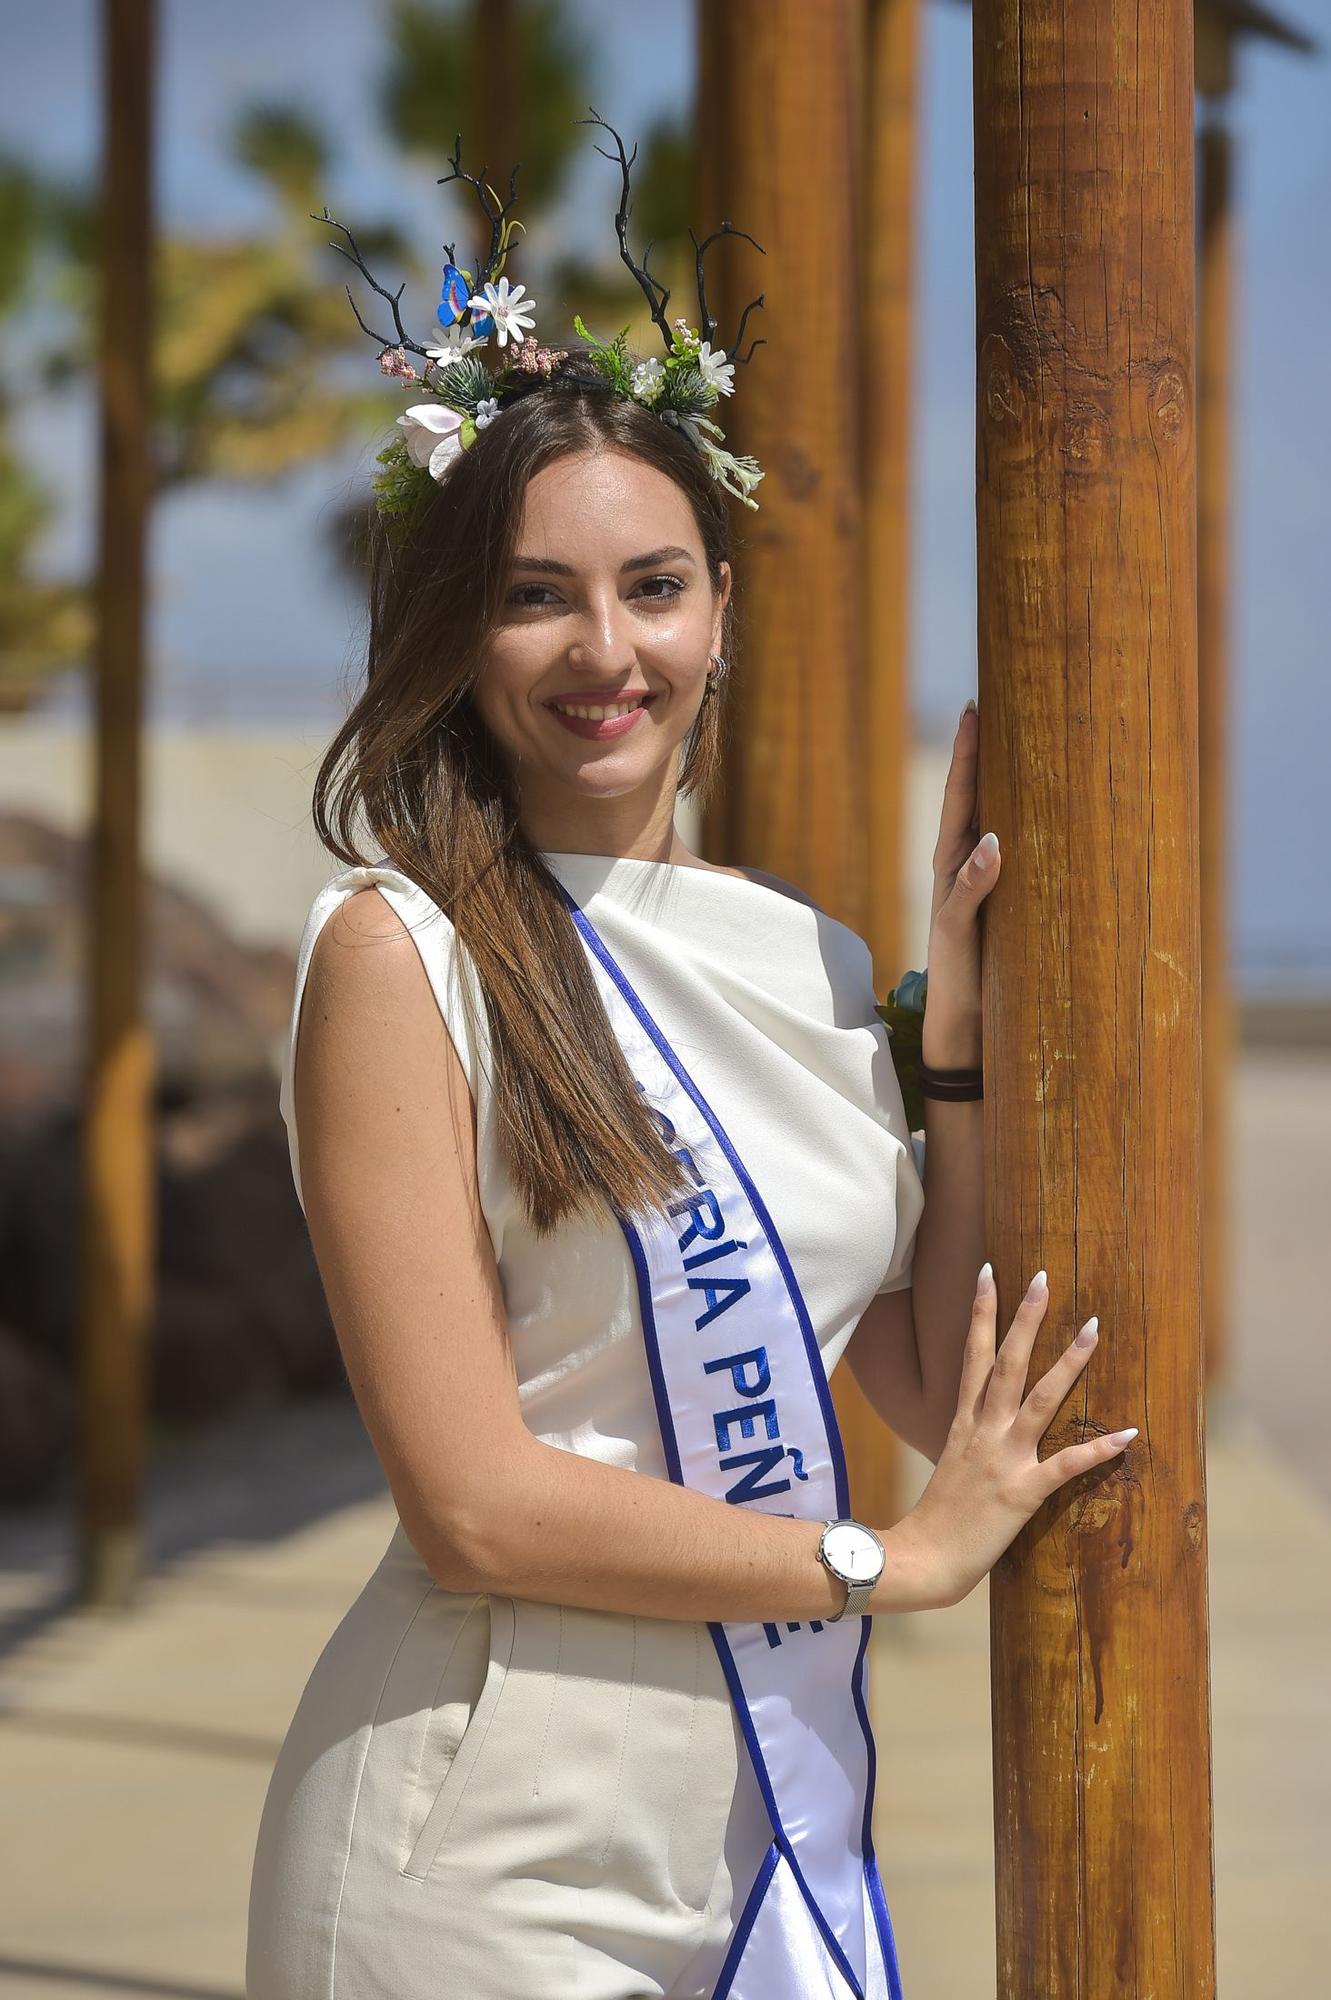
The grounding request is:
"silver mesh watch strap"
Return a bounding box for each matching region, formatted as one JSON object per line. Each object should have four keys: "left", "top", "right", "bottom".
{"left": 836, "top": 1575, "right": 875, "bottom": 1620}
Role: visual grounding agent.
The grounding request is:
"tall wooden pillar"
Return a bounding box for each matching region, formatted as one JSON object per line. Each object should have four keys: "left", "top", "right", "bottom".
{"left": 864, "top": 0, "right": 919, "bottom": 990}
{"left": 973, "top": 2, "right": 1216, "bottom": 1991}
{"left": 697, "top": 0, "right": 870, "bottom": 912}
{"left": 696, "top": 2, "right": 884, "bottom": 1522}
{"left": 1192, "top": 0, "right": 1316, "bottom": 1397}
{"left": 1197, "top": 104, "right": 1236, "bottom": 1396}
{"left": 79, "top": 0, "right": 157, "bottom": 1607}
{"left": 851, "top": 0, "right": 923, "bottom": 1531}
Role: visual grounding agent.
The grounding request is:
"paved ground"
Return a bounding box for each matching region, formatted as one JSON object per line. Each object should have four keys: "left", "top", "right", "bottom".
{"left": 0, "top": 1049, "right": 1326, "bottom": 1997}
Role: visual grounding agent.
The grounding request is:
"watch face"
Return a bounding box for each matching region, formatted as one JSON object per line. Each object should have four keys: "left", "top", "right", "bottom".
{"left": 822, "top": 1522, "right": 883, "bottom": 1583}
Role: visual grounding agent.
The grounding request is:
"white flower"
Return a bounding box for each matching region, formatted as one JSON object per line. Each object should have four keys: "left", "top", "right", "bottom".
{"left": 695, "top": 340, "right": 735, "bottom": 396}
{"left": 473, "top": 397, "right": 500, "bottom": 429}
{"left": 661, "top": 409, "right": 763, "bottom": 508}
{"left": 467, "top": 274, "right": 538, "bottom": 349}
{"left": 425, "top": 325, "right": 488, "bottom": 368}
{"left": 397, "top": 401, "right": 467, "bottom": 480}
{"left": 630, "top": 357, "right": 665, "bottom": 403}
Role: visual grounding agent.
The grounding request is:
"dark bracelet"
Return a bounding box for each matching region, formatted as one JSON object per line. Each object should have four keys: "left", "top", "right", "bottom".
{"left": 917, "top": 1059, "right": 984, "bottom": 1102}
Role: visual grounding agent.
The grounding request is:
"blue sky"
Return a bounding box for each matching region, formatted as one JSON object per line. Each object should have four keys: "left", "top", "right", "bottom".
{"left": 3, "top": 0, "right": 1330, "bottom": 988}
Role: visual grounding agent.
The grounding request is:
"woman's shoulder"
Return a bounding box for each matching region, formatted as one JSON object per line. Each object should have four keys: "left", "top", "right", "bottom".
{"left": 289, "top": 858, "right": 485, "bottom": 1102}
{"left": 296, "top": 858, "right": 458, "bottom": 975}
{"left": 304, "top": 879, "right": 437, "bottom": 1004}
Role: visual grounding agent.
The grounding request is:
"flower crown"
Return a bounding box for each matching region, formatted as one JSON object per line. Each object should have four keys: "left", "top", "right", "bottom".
{"left": 312, "top": 108, "right": 768, "bottom": 524}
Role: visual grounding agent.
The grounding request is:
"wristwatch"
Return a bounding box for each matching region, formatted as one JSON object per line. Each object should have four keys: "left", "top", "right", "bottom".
{"left": 816, "top": 1519, "right": 886, "bottom": 1620}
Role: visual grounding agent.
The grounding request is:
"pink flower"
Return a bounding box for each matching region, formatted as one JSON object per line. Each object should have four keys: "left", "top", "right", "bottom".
{"left": 378, "top": 344, "right": 418, "bottom": 382}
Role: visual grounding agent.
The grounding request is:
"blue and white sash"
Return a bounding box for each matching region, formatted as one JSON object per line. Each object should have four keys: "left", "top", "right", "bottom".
{"left": 555, "top": 883, "right": 905, "bottom": 2000}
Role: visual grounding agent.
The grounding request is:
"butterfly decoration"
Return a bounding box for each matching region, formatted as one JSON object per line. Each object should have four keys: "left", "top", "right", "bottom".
{"left": 437, "top": 259, "right": 494, "bottom": 339}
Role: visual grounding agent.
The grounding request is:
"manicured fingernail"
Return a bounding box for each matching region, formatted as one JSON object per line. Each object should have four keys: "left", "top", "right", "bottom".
{"left": 961, "top": 698, "right": 977, "bottom": 720}
{"left": 1027, "top": 1269, "right": 1048, "bottom": 1298}
{"left": 977, "top": 1261, "right": 994, "bottom": 1294}
{"left": 1107, "top": 1427, "right": 1138, "bottom": 1446}
{"left": 1074, "top": 1317, "right": 1099, "bottom": 1346}
{"left": 973, "top": 831, "right": 1000, "bottom": 871}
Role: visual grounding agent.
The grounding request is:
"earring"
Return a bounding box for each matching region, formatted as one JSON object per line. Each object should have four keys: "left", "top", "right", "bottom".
{"left": 704, "top": 652, "right": 729, "bottom": 698}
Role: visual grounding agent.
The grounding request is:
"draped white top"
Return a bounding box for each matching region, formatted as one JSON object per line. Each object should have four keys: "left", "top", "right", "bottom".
{"left": 278, "top": 851, "right": 926, "bottom": 1483}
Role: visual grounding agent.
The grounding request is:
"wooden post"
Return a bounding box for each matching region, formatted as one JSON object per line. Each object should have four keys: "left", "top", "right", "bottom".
{"left": 78, "top": 0, "right": 157, "bottom": 1608}
{"left": 696, "top": 0, "right": 881, "bottom": 1520}
{"left": 696, "top": 0, "right": 870, "bottom": 912}
{"left": 864, "top": 0, "right": 919, "bottom": 995}
{"left": 1192, "top": 2, "right": 1318, "bottom": 1398}
{"left": 846, "top": 0, "right": 923, "bottom": 1532}
{"left": 972, "top": 3, "right": 1216, "bottom": 1991}
{"left": 1196, "top": 96, "right": 1236, "bottom": 1398}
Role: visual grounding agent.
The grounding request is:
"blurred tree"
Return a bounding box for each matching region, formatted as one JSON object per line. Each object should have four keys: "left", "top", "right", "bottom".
{"left": 379, "top": 2, "right": 695, "bottom": 342}
{"left": 1, "top": 7, "right": 716, "bottom": 701}
{"left": 154, "top": 104, "right": 408, "bottom": 485}
{"left": 382, "top": 0, "right": 587, "bottom": 195}
{"left": 34, "top": 102, "right": 408, "bottom": 492}
{"left": 0, "top": 156, "right": 92, "bottom": 709}
{"left": 6, "top": 102, "right": 413, "bottom": 703}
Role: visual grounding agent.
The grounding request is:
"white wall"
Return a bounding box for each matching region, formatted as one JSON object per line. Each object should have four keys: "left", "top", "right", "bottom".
{"left": 0, "top": 718, "right": 949, "bottom": 972}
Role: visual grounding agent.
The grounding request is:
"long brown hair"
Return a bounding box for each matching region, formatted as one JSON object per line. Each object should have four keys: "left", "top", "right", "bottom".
{"left": 312, "top": 370, "right": 739, "bottom": 1237}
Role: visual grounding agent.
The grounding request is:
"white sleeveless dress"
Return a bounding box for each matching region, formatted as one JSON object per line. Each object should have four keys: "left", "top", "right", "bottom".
{"left": 245, "top": 851, "right": 925, "bottom": 2000}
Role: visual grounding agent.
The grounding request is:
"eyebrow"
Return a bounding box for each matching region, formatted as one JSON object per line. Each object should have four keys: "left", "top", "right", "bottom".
{"left": 509, "top": 544, "right": 697, "bottom": 576}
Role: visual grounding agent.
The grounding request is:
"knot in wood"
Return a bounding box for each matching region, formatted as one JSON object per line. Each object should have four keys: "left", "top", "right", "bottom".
{"left": 1148, "top": 365, "right": 1191, "bottom": 455}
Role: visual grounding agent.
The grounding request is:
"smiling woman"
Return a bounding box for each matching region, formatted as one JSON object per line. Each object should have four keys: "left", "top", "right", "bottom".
{"left": 238, "top": 84, "right": 1162, "bottom": 1994}
{"left": 471, "top": 466, "right": 729, "bottom": 812}
{"left": 246, "top": 362, "right": 940, "bottom": 2000}
{"left": 306, "top": 382, "right": 745, "bottom": 1234}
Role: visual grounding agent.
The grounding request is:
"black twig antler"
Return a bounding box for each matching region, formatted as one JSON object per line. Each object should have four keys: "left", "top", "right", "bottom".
{"left": 691, "top": 223, "right": 767, "bottom": 367}
{"left": 575, "top": 106, "right": 767, "bottom": 371}
{"left": 435, "top": 132, "right": 525, "bottom": 292}
{"left": 575, "top": 108, "right": 677, "bottom": 353}
{"left": 309, "top": 209, "right": 425, "bottom": 358}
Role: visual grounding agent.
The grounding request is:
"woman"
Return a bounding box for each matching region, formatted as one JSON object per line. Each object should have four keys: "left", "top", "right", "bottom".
{"left": 245, "top": 177, "right": 1133, "bottom": 2000}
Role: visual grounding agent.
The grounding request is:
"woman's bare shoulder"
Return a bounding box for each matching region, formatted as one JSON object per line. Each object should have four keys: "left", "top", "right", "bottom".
{"left": 302, "top": 885, "right": 455, "bottom": 1052}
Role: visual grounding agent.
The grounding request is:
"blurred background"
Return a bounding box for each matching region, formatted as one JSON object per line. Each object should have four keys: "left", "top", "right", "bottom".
{"left": 0, "top": 1, "right": 1326, "bottom": 1995}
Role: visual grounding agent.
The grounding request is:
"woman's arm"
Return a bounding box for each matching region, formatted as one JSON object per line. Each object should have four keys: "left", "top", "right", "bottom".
{"left": 910, "top": 1081, "right": 986, "bottom": 1426}
{"left": 848, "top": 698, "right": 992, "bottom": 1467}
{"left": 292, "top": 888, "right": 954, "bottom": 1624}
{"left": 845, "top": 1087, "right": 985, "bottom": 1468}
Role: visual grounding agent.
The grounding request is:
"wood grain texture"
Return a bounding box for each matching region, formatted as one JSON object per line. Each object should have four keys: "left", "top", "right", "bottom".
{"left": 864, "top": 0, "right": 919, "bottom": 1001}
{"left": 972, "top": 2, "right": 1216, "bottom": 1991}
{"left": 697, "top": 0, "right": 870, "bottom": 925}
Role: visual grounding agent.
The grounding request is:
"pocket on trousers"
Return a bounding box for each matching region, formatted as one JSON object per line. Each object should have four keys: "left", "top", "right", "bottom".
{"left": 399, "top": 1592, "right": 516, "bottom": 1881}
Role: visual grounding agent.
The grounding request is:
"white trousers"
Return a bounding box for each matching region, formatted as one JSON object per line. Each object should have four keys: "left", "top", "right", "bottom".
{"left": 245, "top": 1519, "right": 774, "bottom": 1998}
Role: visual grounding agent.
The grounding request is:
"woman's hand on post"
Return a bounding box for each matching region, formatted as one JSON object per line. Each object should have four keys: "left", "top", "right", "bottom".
{"left": 886, "top": 1263, "right": 1138, "bottom": 1610}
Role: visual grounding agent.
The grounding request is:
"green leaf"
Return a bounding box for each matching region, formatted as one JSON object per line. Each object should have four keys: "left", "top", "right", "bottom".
{"left": 875, "top": 969, "right": 928, "bottom": 1133}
